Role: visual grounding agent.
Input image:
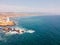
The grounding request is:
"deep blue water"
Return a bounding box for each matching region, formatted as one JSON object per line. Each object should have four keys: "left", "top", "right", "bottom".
{"left": 0, "top": 15, "right": 60, "bottom": 45}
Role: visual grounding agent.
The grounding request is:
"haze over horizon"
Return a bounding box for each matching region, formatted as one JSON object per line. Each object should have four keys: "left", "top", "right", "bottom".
{"left": 0, "top": 0, "right": 60, "bottom": 14}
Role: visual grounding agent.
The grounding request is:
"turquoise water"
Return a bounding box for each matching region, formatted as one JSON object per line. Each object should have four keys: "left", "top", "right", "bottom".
{"left": 0, "top": 15, "right": 60, "bottom": 45}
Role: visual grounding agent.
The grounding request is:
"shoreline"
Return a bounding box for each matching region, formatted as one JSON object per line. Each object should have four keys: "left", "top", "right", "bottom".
{"left": 0, "top": 12, "right": 38, "bottom": 17}
{"left": 0, "top": 12, "right": 60, "bottom": 18}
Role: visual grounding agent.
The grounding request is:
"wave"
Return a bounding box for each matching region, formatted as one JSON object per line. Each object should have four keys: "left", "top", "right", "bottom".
{"left": 5, "top": 27, "right": 35, "bottom": 35}
{"left": 26, "top": 30, "right": 35, "bottom": 33}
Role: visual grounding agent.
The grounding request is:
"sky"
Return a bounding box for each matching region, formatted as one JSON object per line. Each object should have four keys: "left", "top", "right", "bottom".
{"left": 0, "top": 0, "right": 60, "bottom": 14}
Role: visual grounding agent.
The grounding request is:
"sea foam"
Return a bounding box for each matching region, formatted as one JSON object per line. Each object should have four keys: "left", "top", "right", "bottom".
{"left": 5, "top": 27, "right": 35, "bottom": 35}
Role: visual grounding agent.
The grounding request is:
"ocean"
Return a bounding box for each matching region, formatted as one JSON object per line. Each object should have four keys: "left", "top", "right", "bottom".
{"left": 0, "top": 15, "right": 60, "bottom": 45}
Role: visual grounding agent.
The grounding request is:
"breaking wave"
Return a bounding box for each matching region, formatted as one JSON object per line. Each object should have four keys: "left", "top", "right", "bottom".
{"left": 5, "top": 27, "right": 35, "bottom": 35}
{"left": 26, "top": 30, "right": 35, "bottom": 33}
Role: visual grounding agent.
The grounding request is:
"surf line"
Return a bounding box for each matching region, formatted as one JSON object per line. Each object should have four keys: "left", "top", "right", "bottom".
{"left": 2, "top": 27, "right": 35, "bottom": 35}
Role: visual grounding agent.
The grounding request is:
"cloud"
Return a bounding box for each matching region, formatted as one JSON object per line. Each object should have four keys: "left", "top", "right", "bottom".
{"left": 0, "top": 4, "right": 60, "bottom": 14}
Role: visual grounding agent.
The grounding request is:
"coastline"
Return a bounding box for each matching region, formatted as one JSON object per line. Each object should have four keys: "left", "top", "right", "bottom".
{"left": 0, "top": 12, "right": 59, "bottom": 18}
{"left": 0, "top": 12, "right": 38, "bottom": 18}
